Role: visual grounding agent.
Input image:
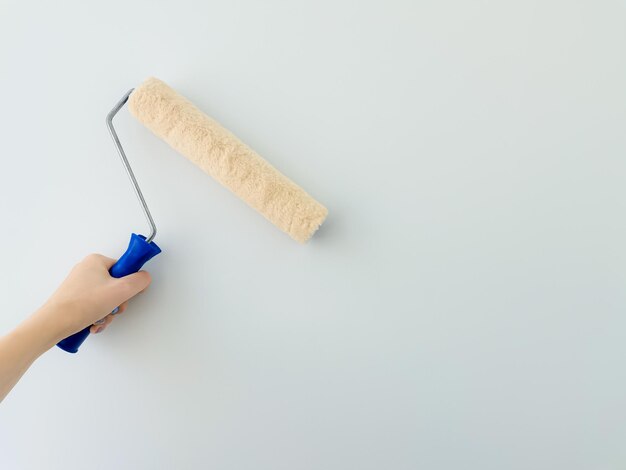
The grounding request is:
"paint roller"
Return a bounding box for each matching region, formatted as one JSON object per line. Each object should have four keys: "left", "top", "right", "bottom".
{"left": 57, "top": 77, "right": 327, "bottom": 353}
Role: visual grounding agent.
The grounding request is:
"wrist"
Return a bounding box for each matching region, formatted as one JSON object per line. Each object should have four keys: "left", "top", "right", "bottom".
{"left": 16, "top": 305, "right": 72, "bottom": 355}
{"left": 8, "top": 319, "right": 56, "bottom": 363}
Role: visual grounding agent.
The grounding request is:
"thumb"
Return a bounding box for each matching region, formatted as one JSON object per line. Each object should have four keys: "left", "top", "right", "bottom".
{"left": 112, "top": 271, "right": 152, "bottom": 302}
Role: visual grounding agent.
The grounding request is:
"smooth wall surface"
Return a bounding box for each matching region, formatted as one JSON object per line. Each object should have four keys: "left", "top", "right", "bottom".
{"left": 1, "top": 1, "right": 625, "bottom": 469}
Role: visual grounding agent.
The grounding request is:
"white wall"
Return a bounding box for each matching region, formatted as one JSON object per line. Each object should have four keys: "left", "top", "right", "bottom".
{"left": 1, "top": 1, "right": 625, "bottom": 469}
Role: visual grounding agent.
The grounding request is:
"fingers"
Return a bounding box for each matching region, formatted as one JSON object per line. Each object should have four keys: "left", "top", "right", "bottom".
{"left": 90, "top": 314, "right": 114, "bottom": 334}
{"left": 83, "top": 253, "right": 118, "bottom": 269}
{"left": 114, "top": 301, "right": 128, "bottom": 315}
{"left": 113, "top": 271, "right": 152, "bottom": 302}
{"left": 89, "top": 302, "right": 127, "bottom": 334}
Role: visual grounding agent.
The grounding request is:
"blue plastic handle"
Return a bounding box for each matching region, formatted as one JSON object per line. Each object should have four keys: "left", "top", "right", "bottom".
{"left": 56, "top": 234, "right": 161, "bottom": 353}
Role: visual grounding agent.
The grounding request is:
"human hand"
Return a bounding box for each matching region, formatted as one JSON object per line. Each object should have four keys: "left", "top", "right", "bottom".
{"left": 40, "top": 254, "right": 151, "bottom": 342}
{"left": 0, "top": 254, "right": 152, "bottom": 402}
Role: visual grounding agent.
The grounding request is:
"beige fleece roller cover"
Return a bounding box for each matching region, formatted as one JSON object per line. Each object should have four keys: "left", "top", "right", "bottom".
{"left": 128, "top": 77, "right": 327, "bottom": 243}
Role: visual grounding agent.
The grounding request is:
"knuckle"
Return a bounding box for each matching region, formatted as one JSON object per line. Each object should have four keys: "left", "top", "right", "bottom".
{"left": 118, "top": 278, "right": 136, "bottom": 292}
{"left": 83, "top": 253, "right": 102, "bottom": 263}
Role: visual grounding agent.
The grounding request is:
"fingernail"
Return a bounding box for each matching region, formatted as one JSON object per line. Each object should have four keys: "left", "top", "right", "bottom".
{"left": 111, "top": 307, "right": 119, "bottom": 314}
{"left": 95, "top": 326, "right": 104, "bottom": 334}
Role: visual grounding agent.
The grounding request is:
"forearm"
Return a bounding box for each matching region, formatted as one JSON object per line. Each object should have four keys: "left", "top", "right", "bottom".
{"left": 0, "top": 307, "right": 63, "bottom": 402}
